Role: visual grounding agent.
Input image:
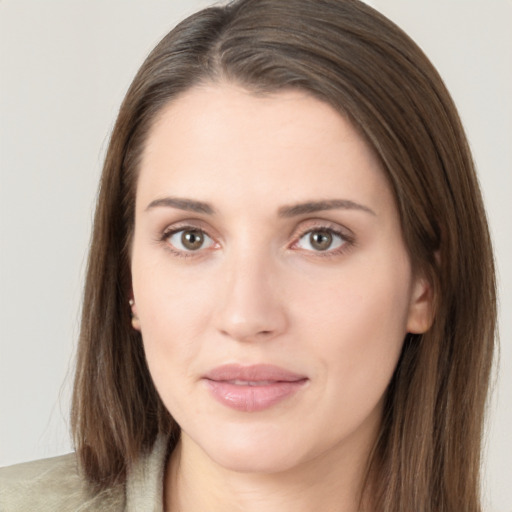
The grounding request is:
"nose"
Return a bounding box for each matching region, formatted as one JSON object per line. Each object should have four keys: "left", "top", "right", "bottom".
{"left": 214, "top": 251, "right": 288, "bottom": 343}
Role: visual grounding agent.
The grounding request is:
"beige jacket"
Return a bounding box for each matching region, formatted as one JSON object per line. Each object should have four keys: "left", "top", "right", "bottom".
{"left": 0, "top": 436, "right": 168, "bottom": 512}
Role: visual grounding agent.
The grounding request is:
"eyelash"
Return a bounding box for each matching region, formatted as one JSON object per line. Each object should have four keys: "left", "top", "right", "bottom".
{"left": 291, "top": 225, "right": 355, "bottom": 258}
{"left": 159, "top": 222, "right": 355, "bottom": 259}
{"left": 160, "top": 225, "right": 217, "bottom": 259}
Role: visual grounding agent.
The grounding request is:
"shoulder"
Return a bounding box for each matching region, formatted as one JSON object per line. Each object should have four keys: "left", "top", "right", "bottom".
{"left": 0, "top": 453, "right": 124, "bottom": 512}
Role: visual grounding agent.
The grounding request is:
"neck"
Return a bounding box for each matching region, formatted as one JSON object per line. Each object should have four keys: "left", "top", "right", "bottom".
{"left": 164, "top": 431, "right": 376, "bottom": 512}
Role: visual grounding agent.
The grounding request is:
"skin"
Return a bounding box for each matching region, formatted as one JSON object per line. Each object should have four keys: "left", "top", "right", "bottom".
{"left": 130, "top": 83, "right": 433, "bottom": 512}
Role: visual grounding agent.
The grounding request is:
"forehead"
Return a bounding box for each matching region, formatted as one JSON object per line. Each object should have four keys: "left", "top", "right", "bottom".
{"left": 137, "top": 83, "right": 394, "bottom": 216}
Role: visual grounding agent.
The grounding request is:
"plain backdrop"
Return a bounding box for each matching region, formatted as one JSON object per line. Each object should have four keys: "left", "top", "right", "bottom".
{"left": 1, "top": 1, "right": 510, "bottom": 510}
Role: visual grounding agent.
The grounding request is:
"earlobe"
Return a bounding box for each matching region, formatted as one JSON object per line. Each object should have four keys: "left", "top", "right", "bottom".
{"left": 406, "top": 276, "right": 435, "bottom": 334}
{"left": 129, "top": 297, "right": 141, "bottom": 331}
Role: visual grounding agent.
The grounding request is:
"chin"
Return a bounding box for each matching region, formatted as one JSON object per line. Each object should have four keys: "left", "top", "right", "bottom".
{"left": 207, "top": 443, "right": 302, "bottom": 475}
{"left": 188, "top": 423, "right": 310, "bottom": 475}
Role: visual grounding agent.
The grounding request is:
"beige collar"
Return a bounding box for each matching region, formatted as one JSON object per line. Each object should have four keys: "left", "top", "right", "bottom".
{"left": 126, "top": 435, "right": 169, "bottom": 512}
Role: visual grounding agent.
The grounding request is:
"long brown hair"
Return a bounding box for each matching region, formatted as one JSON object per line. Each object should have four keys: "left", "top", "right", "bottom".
{"left": 71, "top": 1, "right": 496, "bottom": 509}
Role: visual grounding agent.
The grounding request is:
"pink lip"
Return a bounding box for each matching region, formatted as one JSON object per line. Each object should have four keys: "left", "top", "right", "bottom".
{"left": 203, "top": 364, "right": 308, "bottom": 412}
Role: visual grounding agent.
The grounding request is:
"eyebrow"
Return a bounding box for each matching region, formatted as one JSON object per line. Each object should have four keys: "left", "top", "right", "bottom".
{"left": 145, "top": 197, "right": 215, "bottom": 215}
{"left": 145, "top": 196, "right": 376, "bottom": 217}
{"left": 278, "top": 199, "right": 376, "bottom": 217}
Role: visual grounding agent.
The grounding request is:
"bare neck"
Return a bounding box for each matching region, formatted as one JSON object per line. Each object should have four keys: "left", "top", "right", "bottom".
{"left": 164, "top": 433, "right": 374, "bottom": 512}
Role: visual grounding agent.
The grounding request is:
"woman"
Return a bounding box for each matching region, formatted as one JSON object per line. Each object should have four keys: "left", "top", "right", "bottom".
{"left": 0, "top": 0, "right": 496, "bottom": 511}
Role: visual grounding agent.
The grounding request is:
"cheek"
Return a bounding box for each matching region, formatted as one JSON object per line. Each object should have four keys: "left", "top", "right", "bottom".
{"left": 132, "top": 260, "right": 216, "bottom": 391}
{"left": 293, "top": 256, "right": 411, "bottom": 403}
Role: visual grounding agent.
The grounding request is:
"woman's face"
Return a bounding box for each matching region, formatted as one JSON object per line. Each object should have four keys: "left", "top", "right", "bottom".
{"left": 131, "top": 84, "right": 432, "bottom": 474}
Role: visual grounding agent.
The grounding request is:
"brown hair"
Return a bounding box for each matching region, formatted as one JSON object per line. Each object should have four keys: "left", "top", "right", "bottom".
{"left": 71, "top": 1, "right": 496, "bottom": 509}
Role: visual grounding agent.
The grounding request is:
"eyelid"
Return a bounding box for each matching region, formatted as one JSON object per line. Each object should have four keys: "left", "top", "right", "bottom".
{"left": 158, "top": 218, "right": 355, "bottom": 258}
{"left": 288, "top": 219, "right": 356, "bottom": 255}
{"left": 160, "top": 217, "right": 220, "bottom": 240}
{"left": 160, "top": 221, "right": 220, "bottom": 257}
{"left": 290, "top": 219, "right": 354, "bottom": 242}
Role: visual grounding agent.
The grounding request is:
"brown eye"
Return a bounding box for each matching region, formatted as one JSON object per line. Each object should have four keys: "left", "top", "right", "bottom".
{"left": 309, "top": 230, "right": 333, "bottom": 251}
{"left": 181, "top": 230, "right": 204, "bottom": 250}
{"left": 296, "top": 229, "right": 345, "bottom": 252}
{"left": 167, "top": 229, "right": 214, "bottom": 252}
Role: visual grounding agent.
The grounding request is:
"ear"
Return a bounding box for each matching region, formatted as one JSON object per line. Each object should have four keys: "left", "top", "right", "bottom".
{"left": 406, "top": 274, "right": 435, "bottom": 334}
{"left": 129, "top": 296, "right": 141, "bottom": 331}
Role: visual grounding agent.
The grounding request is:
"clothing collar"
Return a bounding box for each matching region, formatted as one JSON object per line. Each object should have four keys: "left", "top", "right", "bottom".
{"left": 125, "top": 435, "right": 169, "bottom": 512}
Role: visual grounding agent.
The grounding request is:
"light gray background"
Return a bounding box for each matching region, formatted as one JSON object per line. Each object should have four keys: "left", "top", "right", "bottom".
{"left": 1, "top": 1, "right": 510, "bottom": 510}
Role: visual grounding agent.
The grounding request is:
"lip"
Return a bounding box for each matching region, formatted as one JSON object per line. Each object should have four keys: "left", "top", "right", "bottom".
{"left": 202, "top": 364, "right": 308, "bottom": 412}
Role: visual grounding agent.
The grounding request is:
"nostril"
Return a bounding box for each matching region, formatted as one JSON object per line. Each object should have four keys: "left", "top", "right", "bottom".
{"left": 220, "top": 329, "right": 273, "bottom": 338}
